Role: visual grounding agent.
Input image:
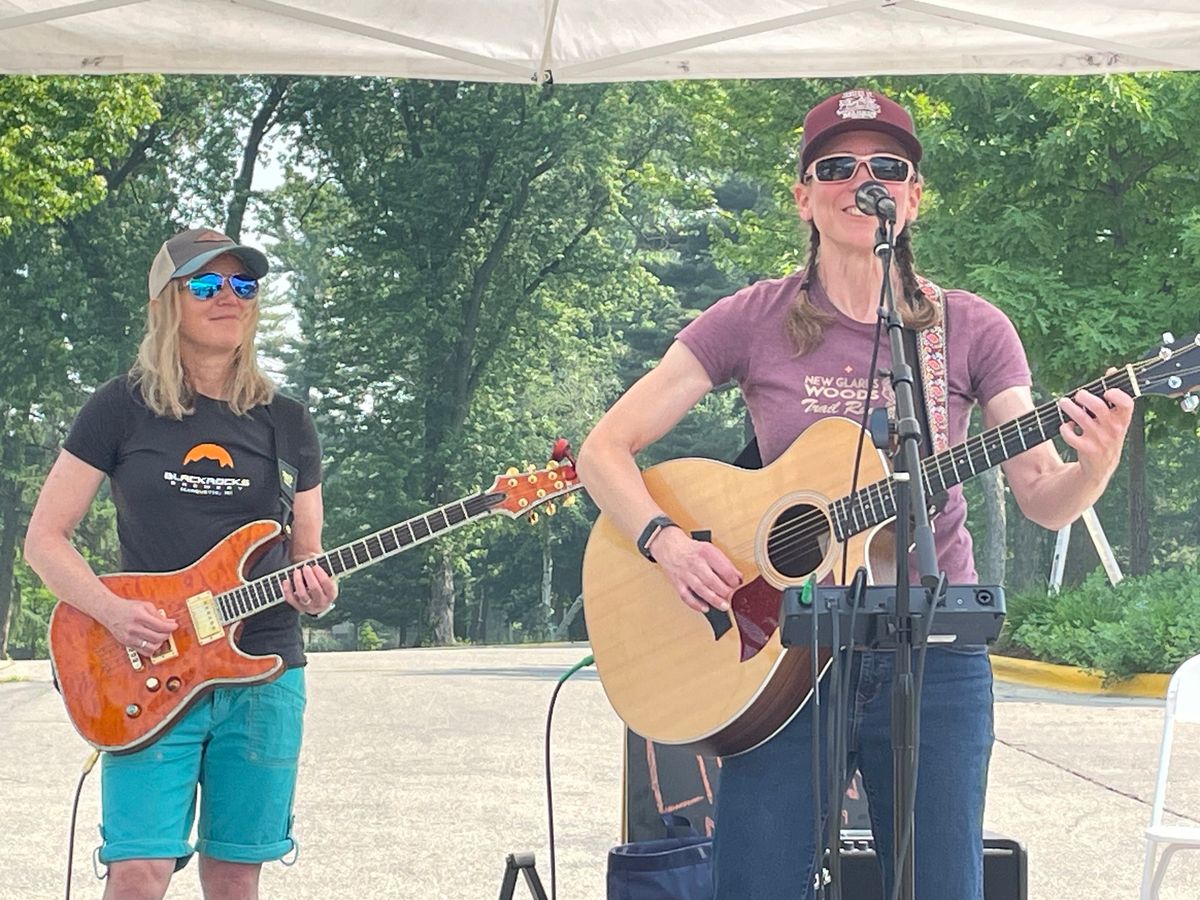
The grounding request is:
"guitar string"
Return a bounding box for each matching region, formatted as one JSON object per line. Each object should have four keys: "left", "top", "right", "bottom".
{"left": 719, "top": 357, "right": 1194, "bottom": 570}
{"left": 215, "top": 480, "right": 577, "bottom": 620}
{"left": 753, "top": 359, "right": 1181, "bottom": 558}
{"left": 747, "top": 359, "right": 1198, "bottom": 566}
{"left": 734, "top": 394, "right": 1075, "bottom": 558}
{"left": 751, "top": 364, "right": 1153, "bottom": 563}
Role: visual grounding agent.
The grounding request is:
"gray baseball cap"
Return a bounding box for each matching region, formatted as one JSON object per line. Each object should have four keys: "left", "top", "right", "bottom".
{"left": 147, "top": 228, "right": 269, "bottom": 300}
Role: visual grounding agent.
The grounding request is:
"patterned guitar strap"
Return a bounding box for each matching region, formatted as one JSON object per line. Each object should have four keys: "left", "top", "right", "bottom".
{"left": 909, "top": 276, "right": 950, "bottom": 511}
{"left": 914, "top": 276, "right": 949, "bottom": 454}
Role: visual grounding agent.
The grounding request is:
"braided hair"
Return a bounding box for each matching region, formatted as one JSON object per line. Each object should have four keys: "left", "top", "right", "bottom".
{"left": 785, "top": 221, "right": 940, "bottom": 356}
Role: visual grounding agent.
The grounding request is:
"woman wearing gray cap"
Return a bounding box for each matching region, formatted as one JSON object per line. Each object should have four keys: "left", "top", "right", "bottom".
{"left": 577, "top": 89, "right": 1132, "bottom": 899}
{"left": 25, "top": 227, "right": 335, "bottom": 898}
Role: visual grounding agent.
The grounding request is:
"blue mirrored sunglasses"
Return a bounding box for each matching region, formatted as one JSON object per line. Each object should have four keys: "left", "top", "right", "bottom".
{"left": 185, "top": 272, "right": 259, "bottom": 301}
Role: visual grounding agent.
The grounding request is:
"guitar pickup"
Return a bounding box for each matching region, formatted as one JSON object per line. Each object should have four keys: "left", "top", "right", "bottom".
{"left": 186, "top": 591, "right": 225, "bottom": 645}
{"left": 149, "top": 609, "right": 179, "bottom": 663}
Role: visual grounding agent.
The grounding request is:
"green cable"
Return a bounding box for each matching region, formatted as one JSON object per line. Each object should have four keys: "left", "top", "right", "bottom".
{"left": 556, "top": 653, "right": 595, "bottom": 684}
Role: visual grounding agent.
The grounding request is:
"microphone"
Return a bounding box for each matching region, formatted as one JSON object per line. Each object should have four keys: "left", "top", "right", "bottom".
{"left": 855, "top": 180, "right": 896, "bottom": 222}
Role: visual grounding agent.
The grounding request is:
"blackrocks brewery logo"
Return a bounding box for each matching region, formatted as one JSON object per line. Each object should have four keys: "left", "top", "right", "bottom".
{"left": 164, "top": 443, "right": 250, "bottom": 497}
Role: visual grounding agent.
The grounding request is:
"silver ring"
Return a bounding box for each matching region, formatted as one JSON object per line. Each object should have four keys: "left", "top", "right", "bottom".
{"left": 140, "top": 639, "right": 148, "bottom": 650}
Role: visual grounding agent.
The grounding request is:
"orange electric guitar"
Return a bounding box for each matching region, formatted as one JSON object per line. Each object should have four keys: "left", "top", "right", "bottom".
{"left": 50, "top": 449, "right": 580, "bottom": 753}
{"left": 583, "top": 334, "right": 1200, "bottom": 758}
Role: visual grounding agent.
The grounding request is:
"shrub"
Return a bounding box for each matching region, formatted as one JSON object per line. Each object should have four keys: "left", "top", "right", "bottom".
{"left": 358, "top": 621, "right": 384, "bottom": 651}
{"left": 1003, "top": 567, "right": 1200, "bottom": 680}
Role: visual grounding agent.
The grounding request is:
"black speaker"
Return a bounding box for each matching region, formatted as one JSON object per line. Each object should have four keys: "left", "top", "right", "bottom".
{"left": 831, "top": 830, "right": 1028, "bottom": 900}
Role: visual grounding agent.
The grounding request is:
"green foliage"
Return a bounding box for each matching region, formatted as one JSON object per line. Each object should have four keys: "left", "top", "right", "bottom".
{"left": 357, "top": 620, "right": 384, "bottom": 651}
{"left": 0, "top": 75, "right": 160, "bottom": 236}
{"left": 1004, "top": 568, "right": 1200, "bottom": 680}
{"left": 8, "top": 562, "right": 55, "bottom": 658}
{"left": 6, "top": 72, "right": 1200, "bottom": 657}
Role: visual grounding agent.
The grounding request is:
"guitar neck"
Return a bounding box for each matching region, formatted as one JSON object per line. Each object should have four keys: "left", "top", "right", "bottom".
{"left": 829, "top": 366, "right": 1139, "bottom": 542}
{"left": 215, "top": 492, "right": 505, "bottom": 624}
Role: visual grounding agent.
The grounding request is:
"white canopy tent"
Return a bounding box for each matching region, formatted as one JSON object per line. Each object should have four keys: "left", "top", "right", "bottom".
{"left": 1, "top": 0, "right": 1198, "bottom": 81}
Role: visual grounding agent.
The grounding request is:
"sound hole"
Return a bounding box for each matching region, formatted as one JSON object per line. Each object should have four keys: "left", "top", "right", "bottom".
{"left": 766, "top": 503, "right": 831, "bottom": 578}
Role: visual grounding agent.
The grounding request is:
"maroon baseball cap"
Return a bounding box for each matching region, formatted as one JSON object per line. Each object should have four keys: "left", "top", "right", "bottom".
{"left": 799, "top": 89, "right": 923, "bottom": 173}
{"left": 148, "top": 227, "right": 269, "bottom": 300}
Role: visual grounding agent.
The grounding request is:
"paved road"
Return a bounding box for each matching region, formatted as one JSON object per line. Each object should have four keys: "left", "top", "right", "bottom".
{"left": 2, "top": 646, "right": 1197, "bottom": 899}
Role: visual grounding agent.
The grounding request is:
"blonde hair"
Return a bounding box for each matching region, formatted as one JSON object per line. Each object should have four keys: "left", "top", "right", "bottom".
{"left": 786, "top": 223, "right": 940, "bottom": 356}
{"left": 131, "top": 280, "right": 275, "bottom": 419}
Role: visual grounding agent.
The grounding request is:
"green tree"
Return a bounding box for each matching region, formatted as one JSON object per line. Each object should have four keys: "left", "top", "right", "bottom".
{"left": 0, "top": 76, "right": 160, "bottom": 237}
{"left": 267, "top": 79, "right": 699, "bottom": 643}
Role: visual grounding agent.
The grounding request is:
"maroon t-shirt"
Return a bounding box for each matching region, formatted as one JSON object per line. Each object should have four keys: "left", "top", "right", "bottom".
{"left": 677, "top": 271, "right": 1031, "bottom": 584}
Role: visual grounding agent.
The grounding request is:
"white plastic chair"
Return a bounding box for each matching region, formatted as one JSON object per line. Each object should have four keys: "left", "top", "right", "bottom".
{"left": 1140, "top": 653, "right": 1200, "bottom": 899}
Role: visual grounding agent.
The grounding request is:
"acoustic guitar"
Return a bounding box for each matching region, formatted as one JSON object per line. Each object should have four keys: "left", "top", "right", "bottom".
{"left": 50, "top": 448, "right": 580, "bottom": 753}
{"left": 583, "top": 334, "right": 1200, "bottom": 757}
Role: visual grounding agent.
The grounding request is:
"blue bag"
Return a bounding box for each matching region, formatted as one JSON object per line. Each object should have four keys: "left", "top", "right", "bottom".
{"left": 607, "top": 813, "right": 714, "bottom": 900}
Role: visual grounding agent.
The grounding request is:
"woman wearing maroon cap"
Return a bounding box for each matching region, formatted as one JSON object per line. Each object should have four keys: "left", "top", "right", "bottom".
{"left": 578, "top": 88, "right": 1132, "bottom": 899}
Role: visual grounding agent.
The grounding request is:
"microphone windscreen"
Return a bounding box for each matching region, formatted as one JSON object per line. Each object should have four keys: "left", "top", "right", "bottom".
{"left": 855, "top": 180, "right": 892, "bottom": 216}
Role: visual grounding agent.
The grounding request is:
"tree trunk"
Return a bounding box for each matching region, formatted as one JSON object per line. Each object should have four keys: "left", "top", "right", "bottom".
{"left": 1127, "top": 403, "right": 1150, "bottom": 575}
{"left": 472, "top": 585, "right": 488, "bottom": 644}
{"left": 0, "top": 435, "right": 23, "bottom": 659}
{"left": 1062, "top": 518, "right": 1102, "bottom": 589}
{"left": 539, "top": 533, "right": 554, "bottom": 641}
{"left": 427, "top": 550, "right": 456, "bottom": 645}
{"left": 1007, "top": 500, "right": 1053, "bottom": 592}
{"left": 553, "top": 594, "right": 584, "bottom": 642}
{"left": 976, "top": 467, "right": 1007, "bottom": 586}
{"left": 0, "top": 498, "right": 18, "bottom": 660}
{"left": 225, "top": 77, "right": 291, "bottom": 241}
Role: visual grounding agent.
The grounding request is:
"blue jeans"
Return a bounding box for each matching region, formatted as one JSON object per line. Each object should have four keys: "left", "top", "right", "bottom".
{"left": 712, "top": 646, "right": 994, "bottom": 899}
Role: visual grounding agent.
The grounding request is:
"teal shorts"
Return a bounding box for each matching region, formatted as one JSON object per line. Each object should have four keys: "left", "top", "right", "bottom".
{"left": 98, "top": 667, "right": 306, "bottom": 868}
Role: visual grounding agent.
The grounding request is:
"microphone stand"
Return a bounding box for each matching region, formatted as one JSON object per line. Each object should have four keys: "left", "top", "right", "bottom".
{"left": 870, "top": 204, "right": 943, "bottom": 900}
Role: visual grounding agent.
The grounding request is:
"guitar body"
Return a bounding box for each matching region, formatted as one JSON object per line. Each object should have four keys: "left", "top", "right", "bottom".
{"left": 49, "top": 520, "right": 286, "bottom": 754}
{"left": 583, "top": 418, "right": 892, "bottom": 757}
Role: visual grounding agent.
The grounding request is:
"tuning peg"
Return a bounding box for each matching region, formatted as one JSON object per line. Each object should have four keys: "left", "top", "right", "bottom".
{"left": 528, "top": 512, "right": 540, "bottom": 525}
{"left": 545, "top": 459, "right": 559, "bottom": 470}
{"left": 1162, "top": 331, "right": 1176, "bottom": 345}
{"left": 1182, "top": 394, "right": 1199, "bottom": 414}
{"left": 526, "top": 464, "right": 537, "bottom": 474}
{"left": 562, "top": 494, "right": 577, "bottom": 508}
{"left": 545, "top": 502, "right": 557, "bottom": 516}
{"left": 506, "top": 466, "right": 519, "bottom": 476}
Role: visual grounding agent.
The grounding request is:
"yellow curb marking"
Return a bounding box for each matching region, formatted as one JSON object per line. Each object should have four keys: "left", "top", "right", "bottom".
{"left": 991, "top": 655, "right": 1168, "bottom": 699}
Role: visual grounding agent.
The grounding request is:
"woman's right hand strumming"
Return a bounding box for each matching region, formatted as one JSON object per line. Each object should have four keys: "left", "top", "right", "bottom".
{"left": 646, "top": 526, "right": 743, "bottom": 614}
{"left": 100, "top": 595, "right": 178, "bottom": 649}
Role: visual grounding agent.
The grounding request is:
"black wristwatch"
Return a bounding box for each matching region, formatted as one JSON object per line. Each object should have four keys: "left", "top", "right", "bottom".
{"left": 636, "top": 514, "right": 677, "bottom": 563}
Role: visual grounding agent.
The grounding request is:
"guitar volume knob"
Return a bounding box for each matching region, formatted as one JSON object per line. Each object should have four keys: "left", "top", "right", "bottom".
{"left": 166, "top": 677, "right": 183, "bottom": 692}
{"left": 125, "top": 704, "right": 141, "bottom": 718}
{"left": 145, "top": 677, "right": 161, "bottom": 691}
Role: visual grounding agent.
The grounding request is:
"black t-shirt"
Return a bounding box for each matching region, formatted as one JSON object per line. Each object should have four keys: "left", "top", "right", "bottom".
{"left": 64, "top": 376, "right": 322, "bottom": 667}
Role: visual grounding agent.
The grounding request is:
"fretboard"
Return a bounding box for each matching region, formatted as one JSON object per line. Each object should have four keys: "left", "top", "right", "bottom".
{"left": 214, "top": 492, "right": 504, "bottom": 624}
{"left": 829, "top": 368, "right": 1136, "bottom": 542}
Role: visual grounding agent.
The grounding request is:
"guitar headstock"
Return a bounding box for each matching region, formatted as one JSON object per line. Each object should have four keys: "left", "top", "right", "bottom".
{"left": 1132, "top": 333, "right": 1200, "bottom": 412}
{"left": 486, "top": 458, "right": 582, "bottom": 519}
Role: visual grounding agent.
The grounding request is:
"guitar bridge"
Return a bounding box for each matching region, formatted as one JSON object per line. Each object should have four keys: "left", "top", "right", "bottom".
{"left": 186, "top": 591, "right": 225, "bottom": 645}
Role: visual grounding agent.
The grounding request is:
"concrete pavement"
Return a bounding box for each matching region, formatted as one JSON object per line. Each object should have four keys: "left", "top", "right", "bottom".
{"left": 2, "top": 645, "right": 1198, "bottom": 899}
